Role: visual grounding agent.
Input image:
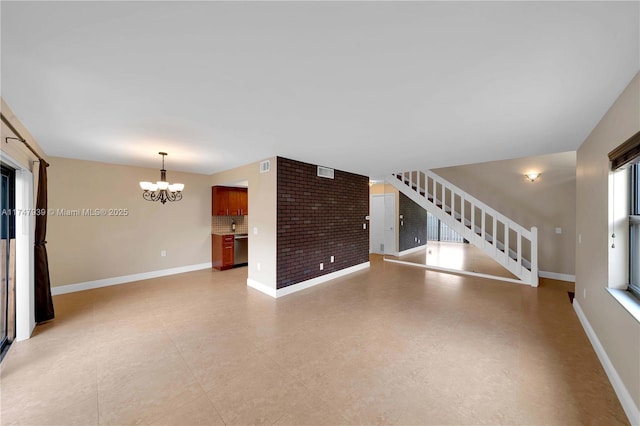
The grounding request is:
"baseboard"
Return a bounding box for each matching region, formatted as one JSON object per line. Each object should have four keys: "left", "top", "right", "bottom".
{"left": 247, "top": 262, "right": 370, "bottom": 299}
{"left": 246, "top": 278, "right": 277, "bottom": 298}
{"left": 398, "top": 245, "right": 426, "bottom": 257}
{"left": 539, "top": 271, "right": 576, "bottom": 282}
{"left": 276, "top": 262, "right": 370, "bottom": 297}
{"left": 51, "top": 262, "right": 213, "bottom": 295}
{"left": 573, "top": 299, "right": 640, "bottom": 426}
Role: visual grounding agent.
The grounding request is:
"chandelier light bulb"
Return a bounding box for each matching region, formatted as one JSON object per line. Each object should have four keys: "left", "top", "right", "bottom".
{"left": 525, "top": 172, "right": 540, "bottom": 182}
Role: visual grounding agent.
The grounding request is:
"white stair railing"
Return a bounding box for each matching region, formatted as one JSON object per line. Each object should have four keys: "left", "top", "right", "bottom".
{"left": 390, "top": 170, "right": 538, "bottom": 287}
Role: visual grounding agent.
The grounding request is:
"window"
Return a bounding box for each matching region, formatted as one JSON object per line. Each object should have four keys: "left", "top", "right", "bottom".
{"left": 629, "top": 163, "right": 640, "bottom": 298}
{"left": 609, "top": 130, "right": 640, "bottom": 303}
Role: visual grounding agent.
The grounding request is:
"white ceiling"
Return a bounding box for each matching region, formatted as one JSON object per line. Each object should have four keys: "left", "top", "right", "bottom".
{"left": 1, "top": 1, "right": 638, "bottom": 177}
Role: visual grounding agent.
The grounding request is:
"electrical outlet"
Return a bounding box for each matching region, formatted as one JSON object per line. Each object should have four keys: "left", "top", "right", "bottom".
{"left": 253, "top": 227, "right": 258, "bottom": 235}
{"left": 330, "top": 256, "right": 334, "bottom": 263}
{"left": 257, "top": 262, "right": 261, "bottom": 271}
{"left": 555, "top": 227, "right": 562, "bottom": 234}
{"left": 583, "top": 288, "right": 587, "bottom": 298}
{"left": 578, "top": 234, "right": 582, "bottom": 244}
{"left": 161, "top": 250, "right": 167, "bottom": 257}
{"left": 320, "top": 263, "right": 324, "bottom": 271}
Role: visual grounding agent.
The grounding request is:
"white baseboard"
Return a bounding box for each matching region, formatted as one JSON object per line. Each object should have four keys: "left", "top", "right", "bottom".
{"left": 51, "top": 262, "right": 213, "bottom": 295}
{"left": 539, "top": 271, "right": 576, "bottom": 282}
{"left": 573, "top": 300, "right": 640, "bottom": 426}
{"left": 398, "top": 244, "right": 426, "bottom": 257}
{"left": 247, "top": 262, "right": 370, "bottom": 299}
{"left": 246, "top": 278, "right": 277, "bottom": 298}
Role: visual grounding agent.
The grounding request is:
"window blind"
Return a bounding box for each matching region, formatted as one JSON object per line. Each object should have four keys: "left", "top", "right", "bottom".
{"left": 609, "top": 130, "right": 640, "bottom": 170}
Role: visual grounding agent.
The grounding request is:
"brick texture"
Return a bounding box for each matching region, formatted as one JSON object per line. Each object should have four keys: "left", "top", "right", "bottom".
{"left": 399, "top": 192, "right": 427, "bottom": 252}
{"left": 276, "top": 157, "right": 369, "bottom": 289}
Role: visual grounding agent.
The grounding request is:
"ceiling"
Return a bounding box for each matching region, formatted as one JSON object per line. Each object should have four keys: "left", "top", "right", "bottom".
{"left": 1, "top": 1, "right": 638, "bottom": 178}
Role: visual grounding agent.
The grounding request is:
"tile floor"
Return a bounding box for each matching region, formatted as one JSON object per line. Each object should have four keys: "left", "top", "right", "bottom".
{"left": 0, "top": 255, "right": 629, "bottom": 425}
{"left": 388, "top": 241, "right": 518, "bottom": 279}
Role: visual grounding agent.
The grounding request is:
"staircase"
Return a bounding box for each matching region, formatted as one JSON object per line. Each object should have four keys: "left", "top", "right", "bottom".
{"left": 390, "top": 170, "right": 538, "bottom": 287}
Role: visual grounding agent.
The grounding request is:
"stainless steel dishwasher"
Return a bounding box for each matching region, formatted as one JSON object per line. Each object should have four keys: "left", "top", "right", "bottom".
{"left": 233, "top": 234, "right": 248, "bottom": 266}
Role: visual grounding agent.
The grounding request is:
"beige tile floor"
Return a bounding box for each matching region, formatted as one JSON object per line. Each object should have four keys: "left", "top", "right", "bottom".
{"left": 388, "top": 241, "right": 518, "bottom": 279}
{"left": 0, "top": 255, "right": 628, "bottom": 425}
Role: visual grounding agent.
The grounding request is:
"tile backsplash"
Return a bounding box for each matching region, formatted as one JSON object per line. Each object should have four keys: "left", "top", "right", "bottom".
{"left": 211, "top": 215, "right": 248, "bottom": 234}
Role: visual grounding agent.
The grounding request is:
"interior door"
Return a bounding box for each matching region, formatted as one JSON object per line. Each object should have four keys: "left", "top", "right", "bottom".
{"left": 370, "top": 195, "right": 385, "bottom": 254}
{"left": 383, "top": 193, "right": 396, "bottom": 255}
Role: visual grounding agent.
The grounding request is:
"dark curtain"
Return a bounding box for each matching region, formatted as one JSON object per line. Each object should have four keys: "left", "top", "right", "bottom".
{"left": 34, "top": 160, "right": 54, "bottom": 323}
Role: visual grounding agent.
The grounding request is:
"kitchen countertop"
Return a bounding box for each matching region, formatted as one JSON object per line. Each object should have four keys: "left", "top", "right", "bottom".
{"left": 212, "top": 232, "right": 249, "bottom": 236}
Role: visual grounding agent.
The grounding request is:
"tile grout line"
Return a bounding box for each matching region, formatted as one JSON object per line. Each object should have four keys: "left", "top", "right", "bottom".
{"left": 163, "top": 320, "right": 228, "bottom": 426}
{"left": 255, "top": 340, "right": 353, "bottom": 426}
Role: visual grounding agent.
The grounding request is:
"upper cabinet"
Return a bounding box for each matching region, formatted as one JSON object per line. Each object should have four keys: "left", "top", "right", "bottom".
{"left": 212, "top": 186, "right": 248, "bottom": 216}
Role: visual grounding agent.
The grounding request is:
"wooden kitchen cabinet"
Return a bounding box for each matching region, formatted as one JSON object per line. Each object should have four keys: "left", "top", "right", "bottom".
{"left": 212, "top": 187, "right": 228, "bottom": 216}
{"left": 212, "top": 234, "right": 234, "bottom": 270}
{"left": 237, "top": 189, "right": 248, "bottom": 215}
{"left": 212, "top": 186, "right": 248, "bottom": 216}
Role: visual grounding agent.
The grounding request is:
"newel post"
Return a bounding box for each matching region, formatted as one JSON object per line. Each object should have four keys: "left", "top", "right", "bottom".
{"left": 530, "top": 226, "right": 539, "bottom": 287}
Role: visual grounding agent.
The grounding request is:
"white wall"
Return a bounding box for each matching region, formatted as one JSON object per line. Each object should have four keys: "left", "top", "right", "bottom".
{"left": 211, "top": 158, "right": 277, "bottom": 291}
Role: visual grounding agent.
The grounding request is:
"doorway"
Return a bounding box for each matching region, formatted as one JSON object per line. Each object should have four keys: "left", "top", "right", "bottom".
{"left": 1, "top": 164, "right": 16, "bottom": 359}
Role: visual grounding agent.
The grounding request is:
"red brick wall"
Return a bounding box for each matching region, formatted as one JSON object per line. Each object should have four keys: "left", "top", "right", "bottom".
{"left": 276, "top": 157, "right": 369, "bottom": 289}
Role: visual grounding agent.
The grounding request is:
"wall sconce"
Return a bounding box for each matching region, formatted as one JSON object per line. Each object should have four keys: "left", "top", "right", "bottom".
{"left": 525, "top": 172, "right": 540, "bottom": 182}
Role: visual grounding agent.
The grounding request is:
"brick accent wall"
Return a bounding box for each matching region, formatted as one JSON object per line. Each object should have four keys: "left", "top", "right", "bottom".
{"left": 276, "top": 157, "right": 369, "bottom": 289}
{"left": 399, "top": 192, "right": 427, "bottom": 252}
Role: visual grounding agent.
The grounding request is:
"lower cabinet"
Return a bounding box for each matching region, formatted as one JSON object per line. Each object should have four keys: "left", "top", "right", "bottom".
{"left": 212, "top": 234, "right": 234, "bottom": 270}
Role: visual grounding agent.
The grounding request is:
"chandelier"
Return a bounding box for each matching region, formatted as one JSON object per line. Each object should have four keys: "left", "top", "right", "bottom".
{"left": 139, "top": 152, "right": 184, "bottom": 204}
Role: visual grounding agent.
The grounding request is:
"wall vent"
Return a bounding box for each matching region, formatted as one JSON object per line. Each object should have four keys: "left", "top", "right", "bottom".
{"left": 260, "top": 160, "right": 270, "bottom": 173}
{"left": 317, "top": 166, "right": 334, "bottom": 179}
